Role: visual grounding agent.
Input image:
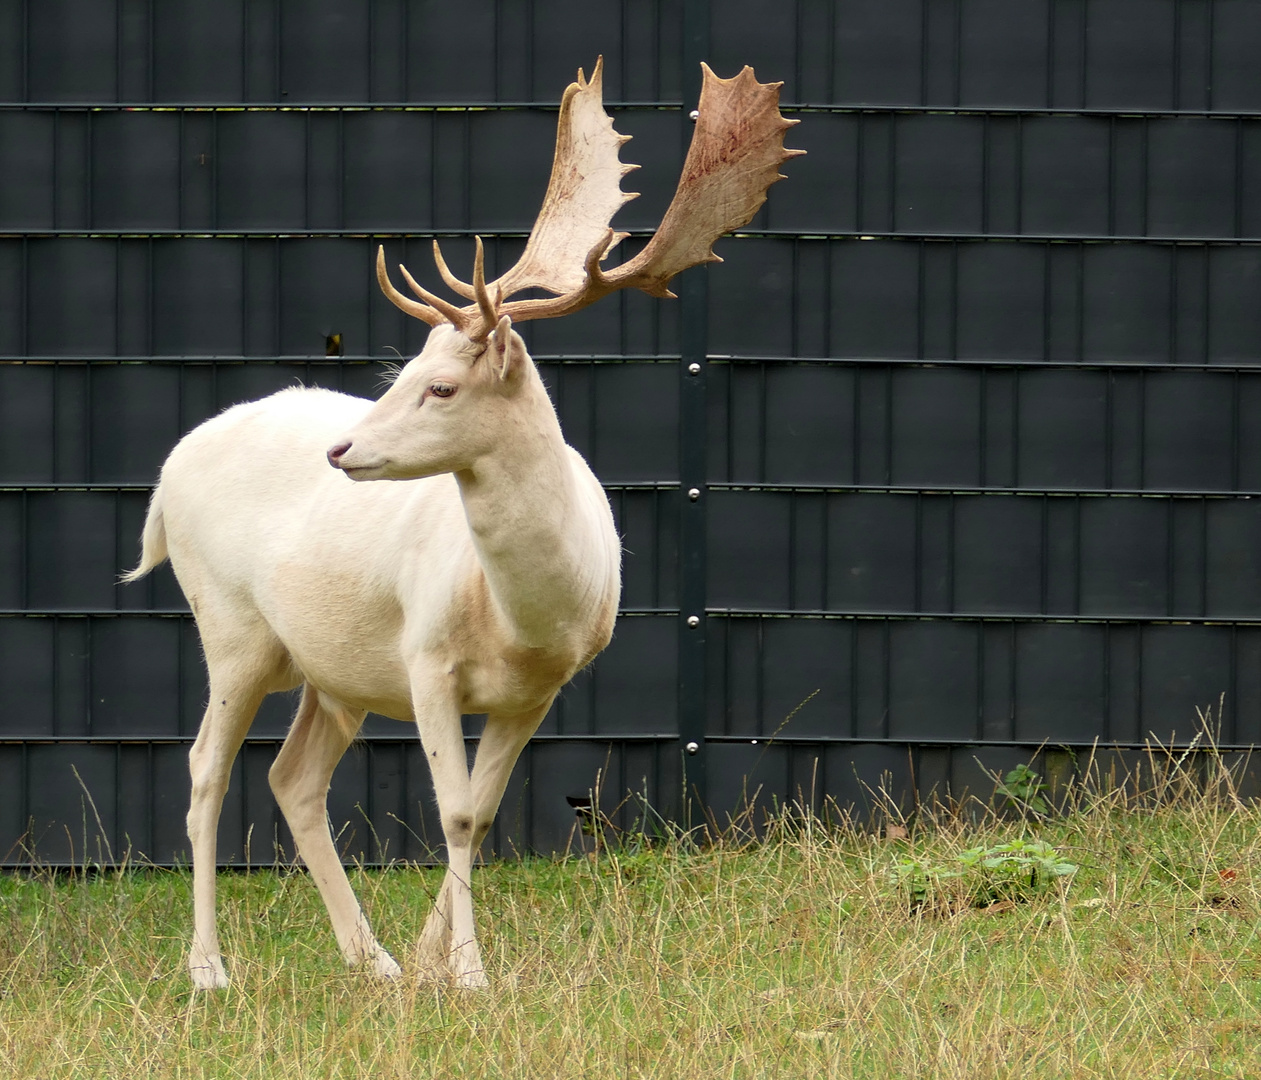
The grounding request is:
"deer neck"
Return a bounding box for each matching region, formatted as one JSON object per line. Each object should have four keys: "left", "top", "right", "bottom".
{"left": 453, "top": 389, "right": 612, "bottom": 651}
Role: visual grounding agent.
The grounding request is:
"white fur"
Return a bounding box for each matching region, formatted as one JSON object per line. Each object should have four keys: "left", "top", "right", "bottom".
{"left": 127, "top": 322, "right": 621, "bottom": 989}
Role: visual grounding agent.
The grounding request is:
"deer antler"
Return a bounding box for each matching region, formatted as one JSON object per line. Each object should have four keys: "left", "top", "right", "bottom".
{"left": 377, "top": 59, "right": 802, "bottom": 340}
{"left": 485, "top": 57, "right": 639, "bottom": 302}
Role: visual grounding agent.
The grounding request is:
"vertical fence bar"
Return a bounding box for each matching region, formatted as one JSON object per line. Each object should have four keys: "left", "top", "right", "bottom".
{"left": 677, "top": 0, "right": 710, "bottom": 811}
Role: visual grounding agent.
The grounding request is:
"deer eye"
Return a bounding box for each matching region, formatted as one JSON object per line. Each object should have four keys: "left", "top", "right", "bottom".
{"left": 430, "top": 383, "right": 456, "bottom": 399}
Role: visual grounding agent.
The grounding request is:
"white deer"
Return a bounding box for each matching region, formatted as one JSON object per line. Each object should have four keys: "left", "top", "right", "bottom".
{"left": 124, "top": 59, "right": 800, "bottom": 990}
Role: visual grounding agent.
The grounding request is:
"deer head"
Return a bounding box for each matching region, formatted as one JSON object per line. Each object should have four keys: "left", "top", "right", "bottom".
{"left": 330, "top": 59, "right": 802, "bottom": 481}
{"left": 376, "top": 57, "right": 804, "bottom": 342}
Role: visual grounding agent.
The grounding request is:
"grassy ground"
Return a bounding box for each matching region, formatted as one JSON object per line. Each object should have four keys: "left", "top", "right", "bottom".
{"left": 3, "top": 756, "right": 1261, "bottom": 1079}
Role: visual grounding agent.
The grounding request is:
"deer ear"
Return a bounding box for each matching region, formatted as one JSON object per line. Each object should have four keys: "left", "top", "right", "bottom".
{"left": 489, "top": 314, "right": 523, "bottom": 381}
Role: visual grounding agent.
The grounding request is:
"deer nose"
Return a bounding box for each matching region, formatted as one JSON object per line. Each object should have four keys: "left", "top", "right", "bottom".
{"left": 327, "top": 441, "right": 352, "bottom": 468}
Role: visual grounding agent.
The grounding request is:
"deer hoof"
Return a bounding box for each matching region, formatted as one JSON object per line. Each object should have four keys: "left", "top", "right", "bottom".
{"left": 189, "top": 955, "right": 230, "bottom": 990}
{"left": 454, "top": 966, "right": 489, "bottom": 991}
{"left": 368, "top": 950, "right": 403, "bottom": 979}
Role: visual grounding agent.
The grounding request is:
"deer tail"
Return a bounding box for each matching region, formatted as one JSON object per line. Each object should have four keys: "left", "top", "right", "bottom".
{"left": 120, "top": 482, "right": 169, "bottom": 583}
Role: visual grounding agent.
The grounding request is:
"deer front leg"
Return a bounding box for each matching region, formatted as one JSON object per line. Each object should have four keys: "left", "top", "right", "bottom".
{"left": 411, "top": 675, "right": 485, "bottom": 988}
{"left": 415, "top": 703, "right": 551, "bottom": 985}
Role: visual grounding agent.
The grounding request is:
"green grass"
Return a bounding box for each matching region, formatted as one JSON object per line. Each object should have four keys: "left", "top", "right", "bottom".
{"left": 4, "top": 756, "right": 1261, "bottom": 1078}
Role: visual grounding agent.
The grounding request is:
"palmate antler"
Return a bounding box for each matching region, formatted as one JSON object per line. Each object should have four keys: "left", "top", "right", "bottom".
{"left": 377, "top": 57, "right": 803, "bottom": 341}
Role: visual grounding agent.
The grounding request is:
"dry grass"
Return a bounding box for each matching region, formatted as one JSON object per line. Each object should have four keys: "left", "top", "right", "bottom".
{"left": 3, "top": 748, "right": 1261, "bottom": 1078}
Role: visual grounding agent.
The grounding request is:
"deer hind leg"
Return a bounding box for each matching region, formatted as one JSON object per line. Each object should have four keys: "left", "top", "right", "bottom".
{"left": 268, "top": 686, "right": 400, "bottom": 979}
{"left": 416, "top": 700, "right": 552, "bottom": 988}
{"left": 186, "top": 633, "right": 286, "bottom": 990}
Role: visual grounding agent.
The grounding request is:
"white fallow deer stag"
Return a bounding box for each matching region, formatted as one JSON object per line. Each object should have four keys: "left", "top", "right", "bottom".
{"left": 124, "top": 58, "right": 801, "bottom": 990}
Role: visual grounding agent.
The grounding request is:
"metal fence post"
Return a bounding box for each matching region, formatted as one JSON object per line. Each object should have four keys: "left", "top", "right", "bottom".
{"left": 678, "top": 0, "right": 710, "bottom": 814}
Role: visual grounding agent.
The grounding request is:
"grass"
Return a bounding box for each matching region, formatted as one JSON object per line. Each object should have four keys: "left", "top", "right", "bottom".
{"left": 3, "top": 749, "right": 1261, "bottom": 1078}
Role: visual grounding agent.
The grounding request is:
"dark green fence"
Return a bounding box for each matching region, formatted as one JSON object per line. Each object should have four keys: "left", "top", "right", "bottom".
{"left": 5, "top": 0, "right": 1261, "bottom": 866}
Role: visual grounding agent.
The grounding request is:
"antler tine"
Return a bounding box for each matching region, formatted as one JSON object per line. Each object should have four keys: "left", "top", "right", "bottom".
{"left": 398, "top": 261, "right": 470, "bottom": 329}
{"left": 431, "top": 239, "right": 477, "bottom": 301}
{"left": 469, "top": 236, "right": 500, "bottom": 341}
{"left": 376, "top": 245, "right": 449, "bottom": 328}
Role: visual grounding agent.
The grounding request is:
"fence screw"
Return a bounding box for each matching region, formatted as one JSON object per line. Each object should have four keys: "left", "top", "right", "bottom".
{"left": 688, "top": 487, "right": 701, "bottom": 500}
{"left": 687, "top": 615, "right": 700, "bottom": 628}
{"left": 685, "top": 741, "right": 700, "bottom": 754}
{"left": 687, "top": 362, "right": 701, "bottom": 374}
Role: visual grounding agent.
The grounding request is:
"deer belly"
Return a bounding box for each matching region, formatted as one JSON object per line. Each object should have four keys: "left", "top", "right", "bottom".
{"left": 263, "top": 564, "right": 413, "bottom": 720}
{"left": 281, "top": 632, "right": 413, "bottom": 720}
